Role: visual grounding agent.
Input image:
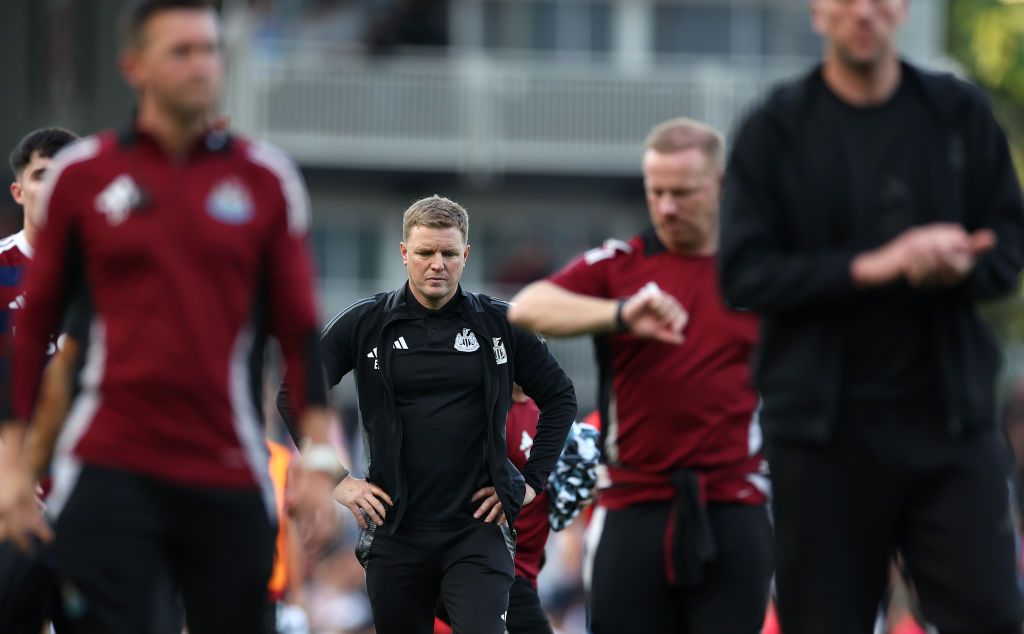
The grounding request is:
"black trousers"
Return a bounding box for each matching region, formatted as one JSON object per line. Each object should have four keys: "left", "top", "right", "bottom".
{"left": 507, "top": 576, "right": 553, "bottom": 634}
{"left": 0, "top": 539, "right": 59, "bottom": 633}
{"left": 768, "top": 414, "right": 1024, "bottom": 634}
{"left": 52, "top": 465, "right": 275, "bottom": 634}
{"left": 588, "top": 501, "right": 773, "bottom": 634}
{"left": 438, "top": 575, "right": 554, "bottom": 634}
{"left": 361, "top": 521, "right": 515, "bottom": 634}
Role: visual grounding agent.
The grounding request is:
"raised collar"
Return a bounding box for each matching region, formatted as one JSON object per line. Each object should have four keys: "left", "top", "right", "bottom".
{"left": 403, "top": 282, "right": 465, "bottom": 318}
{"left": 12, "top": 230, "right": 33, "bottom": 259}
{"left": 117, "top": 122, "right": 232, "bottom": 158}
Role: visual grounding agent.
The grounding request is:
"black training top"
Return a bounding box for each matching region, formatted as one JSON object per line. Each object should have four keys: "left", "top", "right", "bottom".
{"left": 818, "top": 78, "right": 942, "bottom": 414}
{"left": 720, "top": 61, "right": 1024, "bottom": 440}
{"left": 390, "top": 286, "right": 491, "bottom": 528}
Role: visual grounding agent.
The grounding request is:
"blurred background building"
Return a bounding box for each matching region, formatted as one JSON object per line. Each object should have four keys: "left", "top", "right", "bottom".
{"left": 6, "top": 2, "right": 1024, "bottom": 633}
{"left": 0, "top": 0, "right": 953, "bottom": 418}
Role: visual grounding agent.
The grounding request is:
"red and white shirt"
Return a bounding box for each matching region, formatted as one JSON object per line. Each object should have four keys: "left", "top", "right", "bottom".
{"left": 549, "top": 228, "right": 767, "bottom": 507}
{"left": 0, "top": 231, "right": 33, "bottom": 419}
{"left": 14, "top": 127, "right": 325, "bottom": 504}
{"left": 506, "top": 397, "right": 550, "bottom": 586}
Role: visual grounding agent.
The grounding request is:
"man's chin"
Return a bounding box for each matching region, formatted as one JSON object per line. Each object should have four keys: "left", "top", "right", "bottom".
{"left": 421, "top": 285, "right": 452, "bottom": 299}
{"left": 837, "top": 46, "right": 887, "bottom": 74}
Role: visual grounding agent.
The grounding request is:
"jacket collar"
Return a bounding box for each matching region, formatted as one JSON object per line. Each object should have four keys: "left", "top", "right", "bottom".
{"left": 780, "top": 60, "right": 962, "bottom": 131}
{"left": 641, "top": 227, "right": 668, "bottom": 256}
{"left": 117, "top": 122, "right": 233, "bottom": 156}
{"left": 384, "top": 283, "right": 484, "bottom": 316}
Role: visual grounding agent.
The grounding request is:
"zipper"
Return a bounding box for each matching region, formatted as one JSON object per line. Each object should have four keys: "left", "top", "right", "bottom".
{"left": 475, "top": 319, "right": 507, "bottom": 516}
{"left": 377, "top": 312, "right": 411, "bottom": 529}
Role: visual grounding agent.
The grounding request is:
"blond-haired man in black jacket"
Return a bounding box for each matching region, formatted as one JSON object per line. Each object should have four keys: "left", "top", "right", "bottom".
{"left": 279, "top": 195, "right": 576, "bottom": 634}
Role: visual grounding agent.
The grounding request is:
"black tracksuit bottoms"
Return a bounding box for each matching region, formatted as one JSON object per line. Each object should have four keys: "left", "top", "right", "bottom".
{"left": 51, "top": 465, "right": 274, "bottom": 634}
{"left": 587, "top": 501, "right": 773, "bottom": 634}
{"left": 360, "top": 520, "right": 516, "bottom": 634}
{"left": 768, "top": 413, "right": 1024, "bottom": 634}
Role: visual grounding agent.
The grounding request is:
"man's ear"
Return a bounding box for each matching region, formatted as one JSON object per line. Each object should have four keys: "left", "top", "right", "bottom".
{"left": 10, "top": 181, "right": 23, "bottom": 206}
{"left": 119, "top": 48, "right": 145, "bottom": 92}
{"left": 400, "top": 241, "right": 408, "bottom": 265}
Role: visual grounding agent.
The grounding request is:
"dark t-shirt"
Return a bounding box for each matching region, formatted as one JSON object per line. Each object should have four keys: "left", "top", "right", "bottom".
{"left": 819, "top": 79, "right": 943, "bottom": 412}
{"left": 390, "top": 287, "right": 490, "bottom": 528}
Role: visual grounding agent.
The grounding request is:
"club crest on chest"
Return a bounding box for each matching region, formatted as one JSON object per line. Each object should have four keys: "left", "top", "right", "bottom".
{"left": 454, "top": 328, "right": 479, "bottom": 352}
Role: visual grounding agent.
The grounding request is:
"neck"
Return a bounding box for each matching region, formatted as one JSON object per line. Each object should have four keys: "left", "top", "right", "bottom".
{"left": 136, "top": 100, "right": 207, "bottom": 159}
{"left": 823, "top": 53, "right": 901, "bottom": 107}
{"left": 659, "top": 228, "right": 718, "bottom": 257}
{"left": 21, "top": 216, "right": 36, "bottom": 249}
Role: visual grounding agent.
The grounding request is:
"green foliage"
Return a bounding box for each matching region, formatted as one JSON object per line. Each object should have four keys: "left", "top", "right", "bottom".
{"left": 948, "top": 1, "right": 1024, "bottom": 171}
{"left": 949, "top": 1, "right": 1024, "bottom": 101}
{"left": 947, "top": 2, "right": 1024, "bottom": 345}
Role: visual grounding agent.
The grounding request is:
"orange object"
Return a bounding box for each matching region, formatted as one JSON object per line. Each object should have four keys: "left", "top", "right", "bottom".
{"left": 266, "top": 440, "right": 293, "bottom": 600}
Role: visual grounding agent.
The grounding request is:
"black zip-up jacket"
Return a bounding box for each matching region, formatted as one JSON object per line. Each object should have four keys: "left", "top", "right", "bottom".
{"left": 720, "top": 61, "right": 1024, "bottom": 441}
{"left": 279, "top": 285, "right": 577, "bottom": 533}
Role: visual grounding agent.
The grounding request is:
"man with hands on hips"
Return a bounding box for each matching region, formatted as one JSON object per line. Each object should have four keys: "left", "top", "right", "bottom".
{"left": 278, "top": 195, "right": 576, "bottom": 634}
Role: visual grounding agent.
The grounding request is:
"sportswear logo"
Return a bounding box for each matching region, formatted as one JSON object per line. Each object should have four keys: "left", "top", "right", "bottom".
{"left": 454, "top": 328, "right": 479, "bottom": 352}
{"left": 519, "top": 431, "right": 533, "bottom": 459}
{"left": 95, "top": 174, "right": 143, "bottom": 226}
{"left": 206, "top": 179, "right": 254, "bottom": 225}
{"left": 8, "top": 293, "right": 24, "bottom": 310}
{"left": 366, "top": 347, "right": 379, "bottom": 369}
{"left": 392, "top": 336, "right": 409, "bottom": 350}
{"left": 491, "top": 337, "right": 507, "bottom": 365}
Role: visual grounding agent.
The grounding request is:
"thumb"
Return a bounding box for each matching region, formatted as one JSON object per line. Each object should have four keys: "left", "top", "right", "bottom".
{"left": 968, "top": 229, "right": 997, "bottom": 254}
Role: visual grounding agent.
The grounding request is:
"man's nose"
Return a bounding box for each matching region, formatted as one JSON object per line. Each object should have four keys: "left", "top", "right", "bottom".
{"left": 658, "top": 194, "right": 678, "bottom": 215}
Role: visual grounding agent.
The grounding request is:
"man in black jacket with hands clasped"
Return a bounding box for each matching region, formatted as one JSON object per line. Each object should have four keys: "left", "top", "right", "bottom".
{"left": 720, "top": 1, "right": 1024, "bottom": 633}
{"left": 279, "top": 195, "right": 576, "bottom": 634}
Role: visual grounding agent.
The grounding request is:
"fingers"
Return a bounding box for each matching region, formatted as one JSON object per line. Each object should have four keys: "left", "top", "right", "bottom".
{"left": 969, "top": 229, "right": 997, "bottom": 254}
{"left": 484, "top": 501, "right": 504, "bottom": 523}
{"left": 622, "top": 285, "right": 687, "bottom": 341}
{"left": 474, "top": 492, "right": 500, "bottom": 519}
{"left": 6, "top": 512, "right": 50, "bottom": 553}
{"left": 363, "top": 493, "right": 388, "bottom": 524}
{"left": 357, "top": 497, "right": 385, "bottom": 526}
{"left": 29, "top": 516, "right": 53, "bottom": 545}
{"left": 348, "top": 506, "right": 369, "bottom": 530}
{"left": 471, "top": 487, "right": 496, "bottom": 503}
{"left": 652, "top": 329, "right": 685, "bottom": 345}
{"left": 369, "top": 484, "right": 394, "bottom": 507}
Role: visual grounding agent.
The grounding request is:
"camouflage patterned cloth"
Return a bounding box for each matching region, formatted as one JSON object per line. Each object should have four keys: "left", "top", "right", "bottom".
{"left": 546, "top": 421, "right": 601, "bottom": 531}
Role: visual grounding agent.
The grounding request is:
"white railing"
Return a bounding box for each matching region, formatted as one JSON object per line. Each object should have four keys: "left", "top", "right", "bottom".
{"left": 225, "top": 46, "right": 810, "bottom": 176}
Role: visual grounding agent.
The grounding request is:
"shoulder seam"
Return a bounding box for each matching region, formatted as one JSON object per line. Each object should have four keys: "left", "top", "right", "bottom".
{"left": 246, "top": 140, "right": 310, "bottom": 237}
{"left": 36, "top": 136, "right": 103, "bottom": 227}
{"left": 321, "top": 297, "right": 378, "bottom": 337}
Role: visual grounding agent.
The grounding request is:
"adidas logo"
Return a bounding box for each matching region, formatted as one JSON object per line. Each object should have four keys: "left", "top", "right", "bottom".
{"left": 392, "top": 336, "right": 409, "bottom": 350}
{"left": 366, "top": 347, "right": 379, "bottom": 369}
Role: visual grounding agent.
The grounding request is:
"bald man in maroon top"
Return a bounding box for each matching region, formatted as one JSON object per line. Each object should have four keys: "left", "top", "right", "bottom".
{"left": 511, "top": 118, "right": 772, "bottom": 634}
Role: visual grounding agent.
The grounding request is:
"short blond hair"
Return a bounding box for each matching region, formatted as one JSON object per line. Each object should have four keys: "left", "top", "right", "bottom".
{"left": 402, "top": 195, "right": 469, "bottom": 242}
{"left": 644, "top": 118, "right": 725, "bottom": 175}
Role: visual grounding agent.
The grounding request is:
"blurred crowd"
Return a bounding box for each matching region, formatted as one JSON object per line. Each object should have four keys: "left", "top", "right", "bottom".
{"left": 226, "top": 0, "right": 449, "bottom": 57}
